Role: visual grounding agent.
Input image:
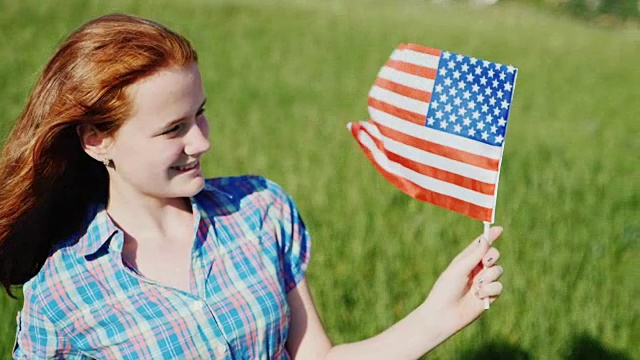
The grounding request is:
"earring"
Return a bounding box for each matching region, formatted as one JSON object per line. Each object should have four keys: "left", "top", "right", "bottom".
{"left": 102, "top": 158, "right": 111, "bottom": 167}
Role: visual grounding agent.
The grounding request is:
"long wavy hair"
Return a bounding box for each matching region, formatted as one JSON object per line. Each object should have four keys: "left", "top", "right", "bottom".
{"left": 0, "top": 14, "right": 198, "bottom": 297}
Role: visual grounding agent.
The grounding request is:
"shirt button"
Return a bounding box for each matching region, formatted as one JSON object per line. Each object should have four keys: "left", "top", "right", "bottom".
{"left": 190, "top": 301, "right": 204, "bottom": 311}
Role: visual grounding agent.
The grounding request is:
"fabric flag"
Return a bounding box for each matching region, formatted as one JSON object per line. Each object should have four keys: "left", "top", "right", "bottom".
{"left": 348, "top": 43, "right": 518, "bottom": 222}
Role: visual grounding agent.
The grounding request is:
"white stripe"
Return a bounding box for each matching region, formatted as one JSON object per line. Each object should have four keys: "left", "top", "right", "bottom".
{"left": 357, "top": 130, "right": 494, "bottom": 208}
{"left": 369, "top": 86, "right": 429, "bottom": 116}
{"left": 368, "top": 106, "right": 503, "bottom": 160}
{"left": 361, "top": 122, "right": 497, "bottom": 184}
{"left": 377, "top": 66, "right": 435, "bottom": 93}
{"left": 390, "top": 49, "right": 440, "bottom": 69}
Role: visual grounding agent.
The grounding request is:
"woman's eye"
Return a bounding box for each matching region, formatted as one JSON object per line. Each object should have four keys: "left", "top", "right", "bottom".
{"left": 164, "top": 124, "right": 183, "bottom": 135}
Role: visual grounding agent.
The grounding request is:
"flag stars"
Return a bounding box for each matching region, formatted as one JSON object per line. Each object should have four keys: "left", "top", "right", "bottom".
{"left": 483, "top": 60, "right": 490, "bottom": 67}
{"left": 449, "top": 114, "right": 458, "bottom": 123}
{"left": 440, "top": 120, "right": 448, "bottom": 128}
{"left": 452, "top": 70, "right": 461, "bottom": 79}
{"left": 472, "top": 111, "right": 480, "bottom": 120}
{"left": 498, "top": 118, "right": 506, "bottom": 126}
{"left": 492, "top": 79, "right": 499, "bottom": 88}
{"left": 439, "top": 68, "right": 448, "bottom": 76}
{"left": 476, "top": 94, "right": 485, "bottom": 103}
{"left": 435, "top": 110, "right": 444, "bottom": 119}
{"left": 507, "top": 65, "right": 516, "bottom": 73}
{"left": 501, "top": 100, "right": 509, "bottom": 109}
{"left": 466, "top": 73, "right": 474, "bottom": 82}
{"left": 463, "top": 91, "right": 471, "bottom": 99}
{"left": 494, "top": 134, "right": 504, "bottom": 143}
{"left": 453, "top": 97, "right": 462, "bottom": 106}
{"left": 499, "top": 72, "right": 506, "bottom": 80}
{"left": 444, "top": 104, "right": 453, "bottom": 113}
{"left": 480, "top": 76, "right": 488, "bottom": 85}
{"left": 456, "top": 54, "right": 464, "bottom": 62}
{"left": 476, "top": 121, "right": 485, "bottom": 130}
{"left": 486, "top": 114, "right": 494, "bottom": 123}
{"left": 449, "top": 87, "right": 458, "bottom": 96}
{"left": 504, "top": 83, "right": 513, "bottom": 91}
{"left": 431, "top": 100, "right": 439, "bottom": 109}
{"left": 474, "top": 67, "right": 482, "bottom": 75}
{"left": 440, "top": 94, "right": 449, "bottom": 102}
{"left": 490, "top": 125, "right": 497, "bottom": 133}
{"left": 463, "top": 117, "right": 471, "bottom": 126}
{"left": 443, "top": 51, "right": 451, "bottom": 59}
{"left": 461, "top": 63, "right": 469, "bottom": 72}
{"left": 427, "top": 117, "right": 435, "bottom": 125}
{"left": 485, "top": 87, "right": 493, "bottom": 96}
{"left": 453, "top": 124, "right": 462, "bottom": 133}
{"left": 444, "top": 78, "right": 452, "bottom": 86}
{"left": 472, "top": 84, "right": 480, "bottom": 92}
{"left": 493, "top": 108, "right": 500, "bottom": 116}
{"left": 488, "top": 69, "right": 495, "bottom": 78}
{"left": 488, "top": 97, "right": 496, "bottom": 106}
{"left": 458, "top": 107, "right": 467, "bottom": 116}
{"left": 481, "top": 131, "right": 489, "bottom": 140}
{"left": 467, "top": 100, "right": 476, "bottom": 109}
{"left": 468, "top": 128, "right": 476, "bottom": 136}
{"left": 481, "top": 104, "right": 489, "bottom": 113}
{"left": 448, "top": 61, "right": 455, "bottom": 69}
{"left": 457, "top": 81, "right": 466, "bottom": 89}
{"left": 496, "top": 89, "right": 504, "bottom": 98}
{"left": 469, "top": 57, "right": 478, "bottom": 65}
{"left": 435, "top": 84, "right": 443, "bottom": 93}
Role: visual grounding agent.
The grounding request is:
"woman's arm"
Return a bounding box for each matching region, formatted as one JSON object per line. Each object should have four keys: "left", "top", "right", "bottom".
{"left": 286, "top": 227, "right": 504, "bottom": 359}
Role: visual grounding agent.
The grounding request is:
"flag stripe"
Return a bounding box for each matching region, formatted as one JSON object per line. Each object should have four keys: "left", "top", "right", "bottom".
{"left": 374, "top": 78, "right": 432, "bottom": 103}
{"left": 360, "top": 123, "right": 496, "bottom": 195}
{"left": 386, "top": 59, "right": 438, "bottom": 79}
{"left": 367, "top": 98, "right": 425, "bottom": 126}
{"left": 398, "top": 43, "right": 442, "bottom": 57}
{"left": 369, "top": 85, "right": 428, "bottom": 115}
{"left": 389, "top": 49, "right": 441, "bottom": 69}
{"left": 368, "top": 106, "right": 503, "bottom": 160}
{"left": 356, "top": 126, "right": 495, "bottom": 208}
{"left": 350, "top": 123, "right": 492, "bottom": 221}
{"left": 378, "top": 66, "right": 435, "bottom": 92}
{"left": 372, "top": 121, "right": 499, "bottom": 171}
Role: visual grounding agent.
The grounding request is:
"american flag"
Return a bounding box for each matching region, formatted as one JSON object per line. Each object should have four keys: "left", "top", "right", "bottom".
{"left": 348, "top": 43, "right": 517, "bottom": 222}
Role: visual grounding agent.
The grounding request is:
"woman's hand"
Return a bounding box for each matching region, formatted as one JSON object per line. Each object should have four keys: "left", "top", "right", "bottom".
{"left": 418, "top": 227, "right": 504, "bottom": 337}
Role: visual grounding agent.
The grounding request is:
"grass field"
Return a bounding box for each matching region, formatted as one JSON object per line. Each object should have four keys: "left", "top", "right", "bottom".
{"left": 0, "top": 0, "right": 638, "bottom": 358}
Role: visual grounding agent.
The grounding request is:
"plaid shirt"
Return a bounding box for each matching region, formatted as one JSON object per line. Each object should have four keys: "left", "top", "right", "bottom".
{"left": 13, "top": 176, "right": 311, "bottom": 359}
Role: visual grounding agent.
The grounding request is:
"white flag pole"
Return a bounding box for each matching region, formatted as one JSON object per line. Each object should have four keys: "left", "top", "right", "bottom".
{"left": 482, "top": 221, "right": 491, "bottom": 310}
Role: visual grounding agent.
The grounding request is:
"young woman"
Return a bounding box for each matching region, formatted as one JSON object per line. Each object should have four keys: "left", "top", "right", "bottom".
{"left": 0, "top": 14, "right": 505, "bottom": 359}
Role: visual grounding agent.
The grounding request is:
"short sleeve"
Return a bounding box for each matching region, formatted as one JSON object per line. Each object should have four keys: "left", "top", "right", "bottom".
{"left": 265, "top": 179, "right": 311, "bottom": 293}
{"left": 13, "top": 292, "right": 60, "bottom": 359}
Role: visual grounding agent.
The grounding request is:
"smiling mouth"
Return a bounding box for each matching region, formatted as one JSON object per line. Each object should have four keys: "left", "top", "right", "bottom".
{"left": 172, "top": 161, "right": 199, "bottom": 171}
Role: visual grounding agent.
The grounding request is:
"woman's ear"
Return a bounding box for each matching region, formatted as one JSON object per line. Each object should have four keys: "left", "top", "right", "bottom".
{"left": 76, "top": 124, "right": 113, "bottom": 162}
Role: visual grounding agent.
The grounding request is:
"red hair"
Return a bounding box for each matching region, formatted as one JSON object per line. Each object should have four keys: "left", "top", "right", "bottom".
{"left": 0, "top": 14, "right": 197, "bottom": 297}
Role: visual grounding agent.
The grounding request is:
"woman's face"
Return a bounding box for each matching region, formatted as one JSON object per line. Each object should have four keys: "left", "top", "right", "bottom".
{"left": 107, "top": 63, "right": 210, "bottom": 201}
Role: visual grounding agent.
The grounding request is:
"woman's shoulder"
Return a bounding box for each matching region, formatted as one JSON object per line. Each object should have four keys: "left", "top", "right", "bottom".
{"left": 197, "top": 175, "right": 294, "bottom": 209}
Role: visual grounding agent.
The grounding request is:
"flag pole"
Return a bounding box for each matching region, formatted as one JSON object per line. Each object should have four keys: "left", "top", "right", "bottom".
{"left": 483, "top": 221, "right": 491, "bottom": 310}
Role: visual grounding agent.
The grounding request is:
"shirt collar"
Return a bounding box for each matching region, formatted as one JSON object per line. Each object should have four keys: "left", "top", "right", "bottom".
{"left": 78, "top": 202, "right": 121, "bottom": 257}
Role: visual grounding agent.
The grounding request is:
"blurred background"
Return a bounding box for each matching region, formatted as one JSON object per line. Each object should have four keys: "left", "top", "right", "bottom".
{"left": 0, "top": 0, "right": 637, "bottom": 358}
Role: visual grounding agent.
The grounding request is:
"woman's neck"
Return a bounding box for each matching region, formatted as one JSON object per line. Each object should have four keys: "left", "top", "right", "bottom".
{"left": 106, "top": 184, "right": 194, "bottom": 245}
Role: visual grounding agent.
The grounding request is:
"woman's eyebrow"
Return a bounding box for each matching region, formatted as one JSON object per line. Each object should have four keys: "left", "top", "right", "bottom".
{"left": 157, "top": 98, "right": 207, "bottom": 132}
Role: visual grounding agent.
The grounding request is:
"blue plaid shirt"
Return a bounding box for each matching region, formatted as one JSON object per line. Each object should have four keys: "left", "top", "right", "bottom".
{"left": 13, "top": 176, "right": 311, "bottom": 359}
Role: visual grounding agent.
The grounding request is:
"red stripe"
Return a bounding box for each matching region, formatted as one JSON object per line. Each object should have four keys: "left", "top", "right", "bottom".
{"left": 398, "top": 43, "right": 442, "bottom": 57}
{"left": 368, "top": 97, "right": 425, "bottom": 125}
{"left": 373, "top": 121, "right": 499, "bottom": 171}
{"left": 350, "top": 123, "right": 492, "bottom": 222}
{"left": 359, "top": 124, "right": 495, "bottom": 195}
{"left": 386, "top": 59, "right": 437, "bottom": 79}
{"left": 374, "top": 78, "right": 432, "bottom": 103}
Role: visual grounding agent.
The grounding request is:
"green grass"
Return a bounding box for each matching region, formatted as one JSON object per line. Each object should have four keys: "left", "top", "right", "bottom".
{"left": 1, "top": 0, "right": 638, "bottom": 358}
